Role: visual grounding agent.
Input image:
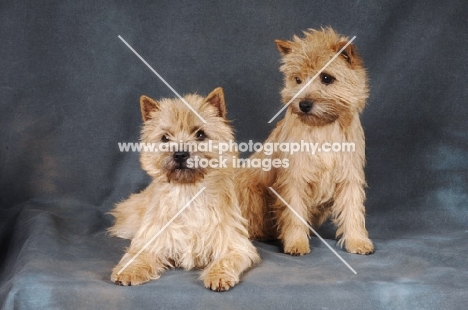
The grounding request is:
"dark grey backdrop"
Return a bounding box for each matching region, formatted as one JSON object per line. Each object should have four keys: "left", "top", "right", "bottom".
{"left": 1, "top": 1, "right": 467, "bottom": 309}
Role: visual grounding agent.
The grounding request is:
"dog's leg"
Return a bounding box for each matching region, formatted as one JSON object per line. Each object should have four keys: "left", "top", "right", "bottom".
{"left": 201, "top": 251, "right": 257, "bottom": 292}
{"left": 332, "top": 181, "right": 374, "bottom": 255}
{"left": 111, "top": 249, "right": 165, "bottom": 286}
{"left": 274, "top": 181, "right": 311, "bottom": 256}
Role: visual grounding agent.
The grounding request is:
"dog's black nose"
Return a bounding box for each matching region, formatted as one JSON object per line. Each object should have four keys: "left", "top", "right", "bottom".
{"left": 299, "top": 100, "right": 313, "bottom": 113}
{"left": 173, "top": 151, "right": 190, "bottom": 163}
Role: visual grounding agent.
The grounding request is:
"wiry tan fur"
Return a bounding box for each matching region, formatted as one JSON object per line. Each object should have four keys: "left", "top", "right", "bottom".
{"left": 236, "top": 28, "right": 374, "bottom": 256}
{"left": 109, "top": 88, "right": 260, "bottom": 291}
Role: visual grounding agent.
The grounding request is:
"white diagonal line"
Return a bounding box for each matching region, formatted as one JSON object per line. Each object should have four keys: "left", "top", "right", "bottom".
{"left": 117, "top": 187, "right": 206, "bottom": 275}
{"left": 268, "top": 36, "right": 356, "bottom": 123}
{"left": 118, "top": 35, "right": 207, "bottom": 124}
{"left": 268, "top": 187, "right": 357, "bottom": 274}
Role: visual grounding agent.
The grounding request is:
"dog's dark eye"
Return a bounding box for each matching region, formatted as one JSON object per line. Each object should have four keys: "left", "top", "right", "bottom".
{"left": 295, "top": 77, "right": 302, "bottom": 84}
{"left": 196, "top": 130, "right": 207, "bottom": 141}
{"left": 161, "top": 135, "right": 169, "bottom": 142}
{"left": 320, "top": 73, "right": 335, "bottom": 85}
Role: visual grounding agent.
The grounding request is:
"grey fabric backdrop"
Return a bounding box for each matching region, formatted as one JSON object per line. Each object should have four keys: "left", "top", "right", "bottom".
{"left": 1, "top": 1, "right": 467, "bottom": 309}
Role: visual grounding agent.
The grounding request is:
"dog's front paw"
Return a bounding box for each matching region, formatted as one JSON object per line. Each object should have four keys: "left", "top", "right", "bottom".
{"left": 111, "top": 266, "right": 155, "bottom": 286}
{"left": 203, "top": 270, "right": 239, "bottom": 292}
{"left": 283, "top": 236, "right": 311, "bottom": 256}
{"left": 344, "top": 238, "right": 374, "bottom": 255}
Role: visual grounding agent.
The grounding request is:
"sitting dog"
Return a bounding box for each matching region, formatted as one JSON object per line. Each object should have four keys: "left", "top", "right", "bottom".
{"left": 236, "top": 28, "right": 374, "bottom": 256}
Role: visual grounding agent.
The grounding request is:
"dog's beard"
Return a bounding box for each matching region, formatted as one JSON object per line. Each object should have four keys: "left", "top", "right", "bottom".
{"left": 299, "top": 111, "right": 338, "bottom": 126}
{"left": 290, "top": 105, "right": 339, "bottom": 126}
{"left": 166, "top": 168, "right": 205, "bottom": 183}
{"left": 163, "top": 159, "right": 206, "bottom": 183}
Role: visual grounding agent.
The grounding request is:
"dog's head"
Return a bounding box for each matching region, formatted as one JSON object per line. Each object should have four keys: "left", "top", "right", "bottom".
{"left": 275, "top": 28, "right": 368, "bottom": 126}
{"left": 139, "top": 87, "right": 235, "bottom": 183}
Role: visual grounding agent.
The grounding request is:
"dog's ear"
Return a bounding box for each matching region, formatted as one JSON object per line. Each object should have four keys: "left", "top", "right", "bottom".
{"left": 140, "top": 95, "right": 160, "bottom": 121}
{"left": 205, "top": 87, "right": 226, "bottom": 118}
{"left": 275, "top": 39, "right": 293, "bottom": 55}
{"left": 335, "top": 41, "right": 362, "bottom": 67}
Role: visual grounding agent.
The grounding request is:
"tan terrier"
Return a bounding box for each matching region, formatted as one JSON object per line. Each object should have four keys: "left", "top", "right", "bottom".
{"left": 109, "top": 87, "right": 260, "bottom": 291}
{"left": 236, "top": 28, "right": 374, "bottom": 256}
